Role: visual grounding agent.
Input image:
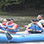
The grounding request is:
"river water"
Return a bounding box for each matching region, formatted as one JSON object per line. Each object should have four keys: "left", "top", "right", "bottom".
{"left": 15, "top": 42, "right": 44, "bottom": 44}
{"left": 1, "top": 42, "right": 44, "bottom": 44}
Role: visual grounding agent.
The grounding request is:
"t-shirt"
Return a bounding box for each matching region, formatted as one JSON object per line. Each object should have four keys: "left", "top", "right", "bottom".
{"left": 39, "top": 20, "right": 44, "bottom": 23}
{"left": 38, "top": 20, "right": 44, "bottom": 27}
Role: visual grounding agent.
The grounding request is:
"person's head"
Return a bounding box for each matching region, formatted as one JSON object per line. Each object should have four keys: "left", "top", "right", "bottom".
{"left": 10, "top": 18, "right": 14, "bottom": 23}
{"left": 7, "top": 18, "right": 11, "bottom": 23}
{"left": 3, "top": 19, "right": 7, "bottom": 22}
{"left": 7, "top": 18, "right": 14, "bottom": 23}
{"left": 37, "top": 14, "right": 43, "bottom": 20}
{"left": 32, "top": 19, "right": 37, "bottom": 25}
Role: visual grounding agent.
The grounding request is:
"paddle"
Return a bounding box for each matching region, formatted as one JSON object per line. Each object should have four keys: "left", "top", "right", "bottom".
{"left": 6, "top": 32, "right": 12, "bottom": 40}
{"left": 0, "top": 27, "right": 12, "bottom": 40}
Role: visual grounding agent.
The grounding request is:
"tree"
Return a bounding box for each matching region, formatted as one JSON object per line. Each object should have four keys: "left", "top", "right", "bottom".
{"left": 0, "top": 0, "right": 25, "bottom": 11}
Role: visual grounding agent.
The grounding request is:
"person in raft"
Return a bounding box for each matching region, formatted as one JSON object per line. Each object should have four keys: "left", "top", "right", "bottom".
{"left": 25, "top": 19, "right": 43, "bottom": 33}
{"left": 37, "top": 14, "right": 43, "bottom": 21}
{"left": 0, "top": 18, "right": 19, "bottom": 34}
{"left": 2, "top": 19, "right": 8, "bottom": 26}
{"left": 37, "top": 14, "right": 44, "bottom": 28}
{"left": 24, "top": 14, "right": 44, "bottom": 29}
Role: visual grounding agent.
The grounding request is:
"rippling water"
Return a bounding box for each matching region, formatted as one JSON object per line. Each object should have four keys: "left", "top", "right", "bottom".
{"left": 10, "top": 42, "right": 44, "bottom": 44}
{"left": 1, "top": 42, "right": 44, "bottom": 44}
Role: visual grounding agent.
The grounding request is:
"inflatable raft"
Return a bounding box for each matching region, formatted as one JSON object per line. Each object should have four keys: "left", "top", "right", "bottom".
{"left": 0, "top": 32, "right": 44, "bottom": 43}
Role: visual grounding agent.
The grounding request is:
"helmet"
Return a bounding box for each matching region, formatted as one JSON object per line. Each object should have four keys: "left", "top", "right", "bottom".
{"left": 3, "top": 19, "right": 7, "bottom": 21}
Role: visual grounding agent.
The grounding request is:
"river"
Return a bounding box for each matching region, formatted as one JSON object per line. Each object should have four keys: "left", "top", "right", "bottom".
{"left": 0, "top": 42, "right": 44, "bottom": 44}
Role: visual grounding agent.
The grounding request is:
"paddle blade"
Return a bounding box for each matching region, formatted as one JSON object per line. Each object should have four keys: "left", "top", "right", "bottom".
{"left": 6, "top": 32, "right": 12, "bottom": 40}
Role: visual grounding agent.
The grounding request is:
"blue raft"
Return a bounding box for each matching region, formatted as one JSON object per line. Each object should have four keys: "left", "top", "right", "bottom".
{"left": 0, "top": 32, "right": 44, "bottom": 43}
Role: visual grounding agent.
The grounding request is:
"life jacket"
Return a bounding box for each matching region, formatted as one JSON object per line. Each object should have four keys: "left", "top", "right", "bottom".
{"left": 28, "top": 23, "right": 41, "bottom": 31}
{"left": 2, "top": 22, "right": 7, "bottom": 26}
{"left": 5, "top": 23, "right": 19, "bottom": 33}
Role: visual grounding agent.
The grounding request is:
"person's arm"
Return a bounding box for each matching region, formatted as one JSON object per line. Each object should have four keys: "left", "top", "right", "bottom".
{"left": 25, "top": 24, "right": 32, "bottom": 32}
{"left": 36, "top": 22, "right": 43, "bottom": 29}
{"left": 36, "top": 22, "right": 43, "bottom": 32}
{"left": 0, "top": 29, "right": 7, "bottom": 33}
{"left": 8, "top": 27, "right": 16, "bottom": 30}
{"left": 8, "top": 24, "right": 18, "bottom": 30}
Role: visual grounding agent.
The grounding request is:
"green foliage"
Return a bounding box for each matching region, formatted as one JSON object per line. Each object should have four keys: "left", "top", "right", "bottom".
{"left": 0, "top": 0, "right": 24, "bottom": 11}
{"left": 0, "top": 0, "right": 44, "bottom": 11}
{"left": 0, "top": 0, "right": 22, "bottom": 7}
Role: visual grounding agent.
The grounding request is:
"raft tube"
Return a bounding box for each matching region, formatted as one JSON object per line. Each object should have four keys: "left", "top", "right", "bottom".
{"left": 0, "top": 33, "right": 44, "bottom": 43}
{"left": 0, "top": 29, "right": 44, "bottom": 43}
{"left": 9, "top": 33, "right": 44, "bottom": 42}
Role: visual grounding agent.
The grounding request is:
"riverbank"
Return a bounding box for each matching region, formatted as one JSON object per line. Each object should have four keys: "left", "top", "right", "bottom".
{"left": 0, "top": 8, "right": 44, "bottom": 16}
{"left": 0, "top": 16, "right": 44, "bottom": 31}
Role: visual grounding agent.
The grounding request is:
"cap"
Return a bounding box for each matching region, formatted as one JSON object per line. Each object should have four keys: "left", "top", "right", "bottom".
{"left": 10, "top": 18, "right": 13, "bottom": 20}
{"left": 7, "top": 18, "right": 11, "bottom": 21}
{"left": 7, "top": 18, "right": 13, "bottom": 21}
{"left": 32, "top": 19, "right": 38, "bottom": 22}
